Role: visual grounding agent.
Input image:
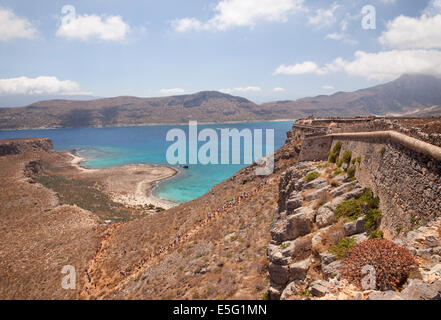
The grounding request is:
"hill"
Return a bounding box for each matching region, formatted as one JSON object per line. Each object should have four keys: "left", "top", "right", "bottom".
{"left": 1, "top": 74, "right": 441, "bottom": 129}
{"left": 262, "top": 74, "right": 441, "bottom": 118}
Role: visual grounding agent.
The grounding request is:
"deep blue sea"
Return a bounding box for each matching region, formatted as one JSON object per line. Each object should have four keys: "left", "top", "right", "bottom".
{"left": 0, "top": 121, "right": 293, "bottom": 203}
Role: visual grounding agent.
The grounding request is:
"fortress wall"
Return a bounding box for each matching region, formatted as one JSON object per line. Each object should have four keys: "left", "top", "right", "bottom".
{"left": 328, "top": 134, "right": 441, "bottom": 231}
{"left": 298, "top": 136, "right": 332, "bottom": 162}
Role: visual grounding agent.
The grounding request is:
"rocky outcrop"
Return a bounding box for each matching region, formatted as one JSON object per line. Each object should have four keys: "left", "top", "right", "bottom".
{"left": 0, "top": 138, "right": 53, "bottom": 157}
{"left": 268, "top": 161, "right": 367, "bottom": 299}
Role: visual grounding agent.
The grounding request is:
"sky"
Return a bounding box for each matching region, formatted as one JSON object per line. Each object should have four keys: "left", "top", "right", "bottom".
{"left": 0, "top": 0, "right": 440, "bottom": 104}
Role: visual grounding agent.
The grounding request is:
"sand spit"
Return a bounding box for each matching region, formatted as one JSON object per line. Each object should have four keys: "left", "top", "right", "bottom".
{"left": 68, "top": 152, "right": 178, "bottom": 209}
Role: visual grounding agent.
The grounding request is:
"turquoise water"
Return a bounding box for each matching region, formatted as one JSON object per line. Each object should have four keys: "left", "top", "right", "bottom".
{"left": 0, "top": 121, "right": 293, "bottom": 203}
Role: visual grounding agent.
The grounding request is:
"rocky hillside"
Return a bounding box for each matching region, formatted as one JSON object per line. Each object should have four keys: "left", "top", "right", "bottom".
{"left": 0, "top": 91, "right": 269, "bottom": 129}
{"left": 1, "top": 74, "right": 441, "bottom": 129}
{"left": 262, "top": 74, "right": 441, "bottom": 118}
{"left": 0, "top": 138, "right": 53, "bottom": 156}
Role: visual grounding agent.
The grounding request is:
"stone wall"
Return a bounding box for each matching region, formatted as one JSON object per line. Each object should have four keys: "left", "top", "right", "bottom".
{"left": 298, "top": 136, "right": 332, "bottom": 162}
{"left": 329, "top": 136, "right": 441, "bottom": 231}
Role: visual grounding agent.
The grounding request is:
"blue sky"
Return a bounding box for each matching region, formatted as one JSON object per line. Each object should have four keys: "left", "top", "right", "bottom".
{"left": 0, "top": 0, "right": 440, "bottom": 104}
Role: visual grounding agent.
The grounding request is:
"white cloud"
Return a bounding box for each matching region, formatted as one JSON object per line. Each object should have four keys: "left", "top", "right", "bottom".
{"left": 273, "top": 87, "right": 285, "bottom": 92}
{"left": 159, "top": 88, "right": 186, "bottom": 95}
{"left": 424, "top": 0, "right": 441, "bottom": 15}
{"left": 172, "top": 0, "right": 305, "bottom": 32}
{"left": 322, "top": 85, "right": 334, "bottom": 90}
{"left": 273, "top": 61, "right": 325, "bottom": 75}
{"left": 379, "top": 14, "right": 441, "bottom": 49}
{"left": 220, "top": 86, "right": 261, "bottom": 94}
{"left": 0, "top": 76, "right": 88, "bottom": 95}
{"left": 308, "top": 2, "right": 340, "bottom": 27}
{"left": 0, "top": 7, "right": 37, "bottom": 41}
{"left": 56, "top": 13, "right": 130, "bottom": 41}
{"left": 274, "top": 50, "right": 441, "bottom": 81}
{"left": 171, "top": 18, "right": 203, "bottom": 33}
{"left": 326, "top": 32, "right": 358, "bottom": 45}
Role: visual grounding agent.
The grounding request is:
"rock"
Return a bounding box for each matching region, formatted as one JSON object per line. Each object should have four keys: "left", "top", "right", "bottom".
{"left": 368, "top": 291, "right": 406, "bottom": 300}
{"left": 425, "top": 236, "right": 440, "bottom": 248}
{"left": 268, "top": 286, "right": 282, "bottom": 300}
{"left": 289, "top": 258, "right": 311, "bottom": 281}
{"left": 330, "top": 181, "right": 358, "bottom": 198}
{"left": 343, "top": 188, "right": 366, "bottom": 200}
{"left": 322, "top": 261, "right": 341, "bottom": 280}
{"left": 316, "top": 207, "right": 335, "bottom": 229}
{"left": 323, "top": 195, "right": 346, "bottom": 213}
{"left": 268, "top": 263, "right": 290, "bottom": 286}
{"left": 310, "top": 280, "right": 329, "bottom": 297}
{"left": 401, "top": 279, "right": 441, "bottom": 300}
{"left": 280, "top": 282, "right": 298, "bottom": 300}
{"left": 267, "top": 244, "right": 290, "bottom": 265}
{"left": 344, "top": 217, "right": 366, "bottom": 237}
{"left": 320, "top": 253, "right": 337, "bottom": 266}
{"left": 304, "top": 187, "right": 330, "bottom": 202}
{"left": 270, "top": 208, "right": 314, "bottom": 242}
{"left": 286, "top": 196, "right": 303, "bottom": 214}
{"left": 353, "top": 233, "right": 368, "bottom": 244}
{"left": 304, "top": 177, "right": 327, "bottom": 190}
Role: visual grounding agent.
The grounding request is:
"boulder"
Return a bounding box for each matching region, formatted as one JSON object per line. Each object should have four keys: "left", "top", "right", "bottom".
{"left": 289, "top": 257, "right": 311, "bottom": 281}
{"left": 316, "top": 206, "right": 336, "bottom": 229}
{"left": 343, "top": 187, "right": 366, "bottom": 200}
{"left": 330, "top": 181, "right": 358, "bottom": 198}
{"left": 320, "top": 252, "right": 337, "bottom": 266}
{"left": 322, "top": 261, "right": 341, "bottom": 280}
{"left": 344, "top": 217, "right": 366, "bottom": 237}
{"left": 270, "top": 208, "right": 314, "bottom": 242}
{"left": 304, "top": 187, "right": 330, "bottom": 202}
{"left": 304, "top": 177, "right": 327, "bottom": 190}
{"left": 310, "top": 280, "right": 330, "bottom": 297}
{"left": 268, "top": 263, "right": 290, "bottom": 286}
{"left": 286, "top": 196, "right": 303, "bottom": 214}
{"left": 267, "top": 244, "right": 290, "bottom": 265}
{"left": 268, "top": 286, "right": 282, "bottom": 300}
{"left": 401, "top": 279, "right": 441, "bottom": 300}
{"left": 280, "top": 282, "right": 298, "bottom": 300}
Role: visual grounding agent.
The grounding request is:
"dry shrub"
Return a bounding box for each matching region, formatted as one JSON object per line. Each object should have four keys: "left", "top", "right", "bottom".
{"left": 312, "top": 191, "right": 332, "bottom": 210}
{"left": 341, "top": 239, "right": 417, "bottom": 291}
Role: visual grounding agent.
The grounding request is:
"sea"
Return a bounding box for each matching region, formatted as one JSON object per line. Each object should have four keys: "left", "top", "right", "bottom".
{"left": 0, "top": 121, "right": 293, "bottom": 203}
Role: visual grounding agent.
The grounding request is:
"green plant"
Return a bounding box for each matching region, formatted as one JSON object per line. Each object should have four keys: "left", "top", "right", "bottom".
{"left": 280, "top": 242, "right": 290, "bottom": 250}
{"left": 356, "top": 157, "right": 362, "bottom": 164}
{"left": 304, "top": 171, "right": 321, "bottom": 182}
{"left": 333, "top": 168, "right": 344, "bottom": 176}
{"left": 262, "top": 291, "right": 270, "bottom": 300}
{"left": 351, "top": 158, "right": 356, "bottom": 165}
{"left": 365, "top": 209, "right": 382, "bottom": 230}
{"left": 369, "top": 229, "right": 384, "bottom": 239}
{"left": 336, "top": 189, "right": 379, "bottom": 222}
{"left": 342, "top": 150, "right": 353, "bottom": 165}
{"left": 329, "top": 237, "right": 357, "bottom": 259}
{"left": 336, "top": 158, "right": 343, "bottom": 168}
{"left": 396, "top": 226, "right": 403, "bottom": 234}
{"left": 300, "top": 290, "right": 311, "bottom": 297}
{"left": 379, "top": 147, "right": 386, "bottom": 156}
{"left": 328, "top": 141, "right": 342, "bottom": 163}
{"left": 347, "top": 166, "right": 356, "bottom": 179}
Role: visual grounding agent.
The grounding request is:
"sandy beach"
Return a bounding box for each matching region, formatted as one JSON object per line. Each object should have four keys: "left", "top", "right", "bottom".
{"left": 68, "top": 152, "right": 178, "bottom": 209}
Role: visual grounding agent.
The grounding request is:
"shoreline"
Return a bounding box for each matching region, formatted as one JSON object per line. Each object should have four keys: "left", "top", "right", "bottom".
{"left": 0, "top": 119, "right": 296, "bottom": 131}
{"left": 67, "top": 151, "right": 179, "bottom": 210}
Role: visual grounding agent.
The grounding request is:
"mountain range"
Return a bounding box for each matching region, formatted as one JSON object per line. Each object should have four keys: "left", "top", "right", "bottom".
{"left": 0, "top": 74, "right": 440, "bottom": 130}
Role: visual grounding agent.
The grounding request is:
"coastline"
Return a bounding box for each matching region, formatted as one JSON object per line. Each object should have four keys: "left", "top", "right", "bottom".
{"left": 0, "top": 119, "right": 296, "bottom": 131}
{"left": 67, "top": 151, "right": 179, "bottom": 210}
